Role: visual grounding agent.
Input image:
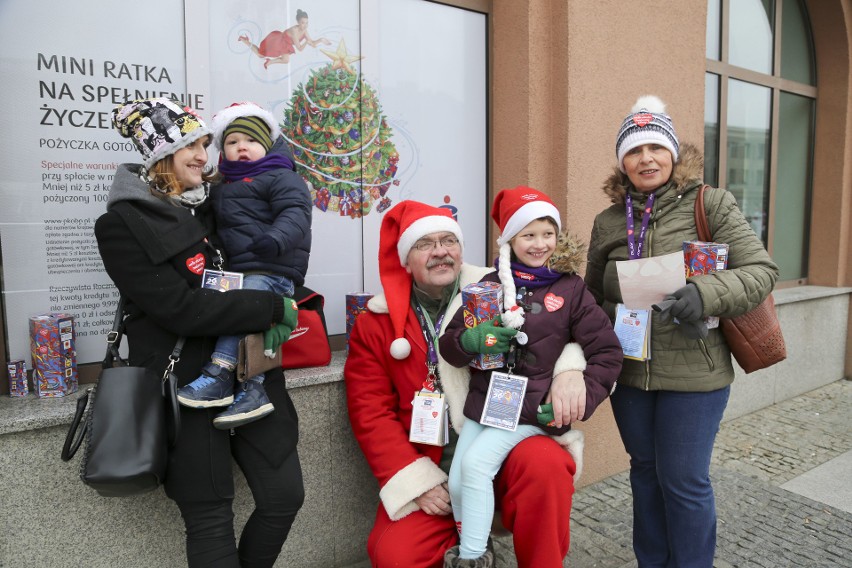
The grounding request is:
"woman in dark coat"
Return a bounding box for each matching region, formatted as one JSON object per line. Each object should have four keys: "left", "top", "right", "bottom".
{"left": 95, "top": 97, "right": 303, "bottom": 568}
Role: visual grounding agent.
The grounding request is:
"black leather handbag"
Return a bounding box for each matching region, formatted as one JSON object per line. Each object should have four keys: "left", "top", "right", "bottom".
{"left": 61, "top": 296, "right": 182, "bottom": 497}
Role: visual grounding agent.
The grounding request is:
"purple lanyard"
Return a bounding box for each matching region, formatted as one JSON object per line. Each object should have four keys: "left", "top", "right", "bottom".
{"left": 413, "top": 303, "right": 445, "bottom": 392}
{"left": 625, "top": 192, "right": 656, "bottom": 260}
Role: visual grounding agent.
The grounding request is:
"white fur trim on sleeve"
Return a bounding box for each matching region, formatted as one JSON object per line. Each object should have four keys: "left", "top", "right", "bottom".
{"left": 551, "top": 429, "right": 585, "bottom": 481}
{"left": 379, "top": 456, "right": 449, "bottom": 521}
{"left": 553, "top": 342, "right": 587, "bottom": 376}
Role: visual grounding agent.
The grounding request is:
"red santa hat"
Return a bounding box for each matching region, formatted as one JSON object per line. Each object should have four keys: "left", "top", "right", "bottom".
{"left": 490, "top": 186, "right": 561, "bottom": 329}
{"left": 379, "top": 200, "right": 464, "bottom": 360}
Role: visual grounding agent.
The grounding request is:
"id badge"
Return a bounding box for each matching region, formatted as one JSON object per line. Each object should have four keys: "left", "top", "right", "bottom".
{"left": 480, "top": 372, "right": 528, "bottom": 432}
{"left": 201, "top": 269, "right": 244, "bottom": 291}
{"left": 409, "top": 391, "right": 447, "bottom": 446}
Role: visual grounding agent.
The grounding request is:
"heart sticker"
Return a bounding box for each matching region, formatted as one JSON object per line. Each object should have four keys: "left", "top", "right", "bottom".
{"left": 185, "top": 253, "right": 205, "bottom": 274}
{"left": 544, "top": 293, "right": 564, "bottom": 312}
{"left": 432, "top": 411, "right": 438, "bottom": 418}
{"left": 632, "top": 112, "right": 653, "bottom": 127}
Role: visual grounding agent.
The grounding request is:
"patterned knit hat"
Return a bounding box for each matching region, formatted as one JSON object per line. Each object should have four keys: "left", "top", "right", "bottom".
{"left": 615, "top": 95, "right": 679, "bottom": 172}
{"left": 112, "top": 98, "right": 211, "bottom": 169}
{"left": 211, "top": 102, "right": 281, "bottom": 152}
{"left": 379, "top": 200, "right": 464, "bottom": 360}
{"left": 490, "top": 186, "right": 561, "bottom": 329}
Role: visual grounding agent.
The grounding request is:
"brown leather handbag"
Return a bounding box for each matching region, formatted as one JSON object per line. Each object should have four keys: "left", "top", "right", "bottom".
{"left": 694, "top": 185, "right": 787, "bottom": 373}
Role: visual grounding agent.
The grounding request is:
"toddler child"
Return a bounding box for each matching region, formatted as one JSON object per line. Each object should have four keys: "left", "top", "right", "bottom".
{"left": 439, "top": 186, "right": 623, "bottom": 567}
{"left": 177, "top": 102, "right": 312, "bottom": 429}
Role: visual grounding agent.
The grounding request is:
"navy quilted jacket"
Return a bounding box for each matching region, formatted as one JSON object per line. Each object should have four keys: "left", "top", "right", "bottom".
{"left": 210, "top": 137, "right": 312, "bottom": 285}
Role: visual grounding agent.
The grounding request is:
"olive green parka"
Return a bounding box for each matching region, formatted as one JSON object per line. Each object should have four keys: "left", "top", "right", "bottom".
{"left": 585, "top": 143, "right": 779, "bottom": 392}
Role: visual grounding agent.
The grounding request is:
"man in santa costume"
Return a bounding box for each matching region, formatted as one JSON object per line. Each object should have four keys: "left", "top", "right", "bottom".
{"left": 344, "top": 200, "right": 586, "bottom": 567}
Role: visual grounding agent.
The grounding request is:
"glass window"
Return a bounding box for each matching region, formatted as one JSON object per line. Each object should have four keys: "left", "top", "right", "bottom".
{"left": 774, "top": 92, "right": 814, "bottom": 280}
{"left": 704, "top": 73, "right": 720, "bottom": 187}
{"left": 705, "top": 0, "right": 815, "bottom": 283}
{"left": 727, "top": 80, "right": 771, "bottom": 242}
{"left": 728, "top": 0, "right": 774, "bottom": 73}
{"left": 707, "top": 0, "right": 721, "bottom": 60}
{"left": 781, "top": 0, "right": 815, "bottom": 85}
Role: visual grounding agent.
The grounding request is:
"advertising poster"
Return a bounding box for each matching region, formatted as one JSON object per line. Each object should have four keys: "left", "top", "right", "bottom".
{"left": 0, "top": 1, "right": 191, "bottom": 363}
{"left": 0, "top": 0, "right": 486, "bottom": 364}
{"left": 202, "top": 0, "right": 486, "bottom": 333}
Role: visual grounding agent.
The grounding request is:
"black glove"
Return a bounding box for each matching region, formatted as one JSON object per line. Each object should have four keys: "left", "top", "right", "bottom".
{"left": 248, "top": 233, "right": 279, "bottom": 258}
{"left": 668, "top": 283, "right": 704, "bottom": 322}
{"left": 652, "top": 298, "right": 709, "bottom": 340}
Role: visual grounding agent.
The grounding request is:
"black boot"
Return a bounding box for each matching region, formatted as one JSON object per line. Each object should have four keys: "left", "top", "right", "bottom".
{"left": 443, "top": 545, "right": 495, "bottom": 568}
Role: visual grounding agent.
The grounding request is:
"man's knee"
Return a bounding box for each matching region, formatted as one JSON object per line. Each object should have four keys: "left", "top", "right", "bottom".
{"left": 368, "top": 508, "right": 456, "bottom": 567}
{"left": 503, "top": 435, "right": 576, "bottom": 482}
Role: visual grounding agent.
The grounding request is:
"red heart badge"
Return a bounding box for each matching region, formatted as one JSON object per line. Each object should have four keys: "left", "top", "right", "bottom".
{"left": 544, "top": 293, "right": 564, "bottom": 312}
{"left": 632, "top": 112, "right": 653, "bottom": 127}
{"left": 185, "top": 253, "right": 205, "bottom": 274}
{"left": 432, "top": 411, "right": 438, "bottom": 418}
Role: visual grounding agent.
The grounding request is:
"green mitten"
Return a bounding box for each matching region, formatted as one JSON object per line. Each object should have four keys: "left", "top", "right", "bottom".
{"left": 263, "top": 298, "right": 299, "bottom": 356}
{"left": 537, "top": 403, "right": 556, "bottom": 426}
{"left": 460, "top": 317, "right": 518, "bottom": 355}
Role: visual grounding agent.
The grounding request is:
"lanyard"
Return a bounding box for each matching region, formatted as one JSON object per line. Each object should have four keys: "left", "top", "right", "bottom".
{"left": 202, "top": 238, "right": 225, "bottom": 271}
{"left": 625, "top": 192, "right": 656, "bottom": 260}
{"left": 413, "top": 303, "right": 445, "bottom": 392}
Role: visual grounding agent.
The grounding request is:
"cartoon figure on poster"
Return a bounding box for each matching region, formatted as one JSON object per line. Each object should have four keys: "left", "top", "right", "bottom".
{"left": 238, "top": 9, "right": 332, "bottom": 69}
{"left": 281, "top": 38, "right": 402, "bottom": 218}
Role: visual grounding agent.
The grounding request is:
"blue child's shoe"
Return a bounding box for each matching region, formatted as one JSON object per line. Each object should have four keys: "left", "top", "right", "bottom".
{"left": 212, "top": 379, "right": 275, "bottom": 429}
{"left": 177, "top": 362, "right": 235, "bottom": 408}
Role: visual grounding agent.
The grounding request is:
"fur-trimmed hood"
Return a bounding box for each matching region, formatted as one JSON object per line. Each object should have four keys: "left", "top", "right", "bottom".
{"left": 548, "top": 230, "right": 587, "bottom": 275}
{"left": 601, "top": 142, "right": 703, "bottom": 204}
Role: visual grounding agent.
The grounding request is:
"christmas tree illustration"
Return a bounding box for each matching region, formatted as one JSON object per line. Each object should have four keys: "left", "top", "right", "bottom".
{"left": 282, "top": 38, "right": 399, "bottom": 217}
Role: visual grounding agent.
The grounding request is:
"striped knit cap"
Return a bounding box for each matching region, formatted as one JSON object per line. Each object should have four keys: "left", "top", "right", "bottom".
{"left": 223, "top": 116, "right": 273, "bottom": 152}
{"left": 615, "top": 95, "right": 679, "bottom": 172}
{"left": 211, "top": 101, "right": 281, "bottom": 152}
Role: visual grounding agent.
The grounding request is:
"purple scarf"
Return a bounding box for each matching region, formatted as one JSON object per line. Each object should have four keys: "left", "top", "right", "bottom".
{"left": 218, "top": 153, "right": 295, "bottom": 182}
{"left": 494, "top": 259, "right": 562, "bottom": 289}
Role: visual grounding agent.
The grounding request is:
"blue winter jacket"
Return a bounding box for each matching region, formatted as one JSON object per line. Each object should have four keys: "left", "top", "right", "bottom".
{"left": 210, "top": 137, "right": 312, "bottom": 286}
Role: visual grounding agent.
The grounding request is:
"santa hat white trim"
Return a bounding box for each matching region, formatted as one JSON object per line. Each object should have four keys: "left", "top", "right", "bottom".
{"left": 211, "top": 102, "right": 281, "bottom": 150}
{"left": 397, "top": 216, "right": 464, "bottom": 265}
{"left": 496, "top": 201, "right": 562, "bottom": 246}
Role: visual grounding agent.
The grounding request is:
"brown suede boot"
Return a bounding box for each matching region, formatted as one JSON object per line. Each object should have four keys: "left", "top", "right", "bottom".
{"left": 443, "top": 545, "right": 495, "bottom": 568}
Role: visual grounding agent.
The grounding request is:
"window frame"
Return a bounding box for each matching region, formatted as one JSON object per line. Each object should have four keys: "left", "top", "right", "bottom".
{"left": 706, "top": 0, "right": 816, "bottom": 285}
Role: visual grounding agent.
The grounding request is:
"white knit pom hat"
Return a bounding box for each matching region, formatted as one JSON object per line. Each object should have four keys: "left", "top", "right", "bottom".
{"left": 615, "top": 95, "right": 679, "bottom": 172}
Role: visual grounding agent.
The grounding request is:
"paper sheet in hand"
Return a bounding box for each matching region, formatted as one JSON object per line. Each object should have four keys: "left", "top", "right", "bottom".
{"left": 616, "top": 252, "right": 686, "bottom": 309}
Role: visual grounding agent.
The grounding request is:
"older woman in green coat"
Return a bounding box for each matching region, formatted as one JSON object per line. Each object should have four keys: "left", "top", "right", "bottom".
{"left": 585, "top": 95, "right": 778, "bottom": 568}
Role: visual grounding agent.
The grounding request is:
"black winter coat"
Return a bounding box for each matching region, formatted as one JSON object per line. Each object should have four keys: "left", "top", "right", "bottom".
{"left": 94, "top": 164, "right": 299, "bottom": 502}
{"left": 211, "top": 137, "right": 312, "bottom": 285}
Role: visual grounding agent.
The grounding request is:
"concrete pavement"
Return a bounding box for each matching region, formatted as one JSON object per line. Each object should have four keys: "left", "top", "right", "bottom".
{"left": 494, "top": 378, "right": 852, "bottom": 567}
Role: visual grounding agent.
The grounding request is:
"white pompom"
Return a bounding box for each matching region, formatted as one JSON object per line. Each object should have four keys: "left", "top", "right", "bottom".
{"left": 631, "top": 95, "right": 666, "bottom": 114}
{"left": 390, "top": 337, "right": 411, "bottom": 360}
{"left": 502, "top": 308, "right": 525, "bottom": 330}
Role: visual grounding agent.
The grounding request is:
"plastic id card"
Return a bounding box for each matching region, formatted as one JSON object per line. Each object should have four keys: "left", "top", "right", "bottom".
{"left": 614, "top": 303, "right": 651, "bottom": 361}
{"left": 409, "top": 391, "right": 449, "bottom": 446}
{"left": 480, "top": 372, "right": 528, "bottom": 431}
{"left": 202, "top": 269, "right": 244, "bottom": 292}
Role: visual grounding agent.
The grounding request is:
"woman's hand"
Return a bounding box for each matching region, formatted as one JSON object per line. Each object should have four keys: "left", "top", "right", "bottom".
{"left": 263, "top": 298, "right": 299, "bottom": 356}
{"left": 414, "top": 483, "right": 452, "bottom": 516}
{"left": 544, "top": 370, "right": 586, "bottom": 427}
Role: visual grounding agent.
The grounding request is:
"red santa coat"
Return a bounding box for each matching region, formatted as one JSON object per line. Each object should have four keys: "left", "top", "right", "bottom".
{"left": 344, "top": 264, "right": 586, "bottom": 521}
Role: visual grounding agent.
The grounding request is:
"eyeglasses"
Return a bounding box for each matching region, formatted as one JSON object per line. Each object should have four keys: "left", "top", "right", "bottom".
{"left": 412, "top": 236, "right": 460, "bottom": 252}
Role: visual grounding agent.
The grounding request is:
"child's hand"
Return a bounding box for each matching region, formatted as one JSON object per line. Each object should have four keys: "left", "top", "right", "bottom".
{"left": 248, "top": 233, "right": 279, "bottom": 258}
{"left": 460, "top": 316, "right": 518, "bottom": 354}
